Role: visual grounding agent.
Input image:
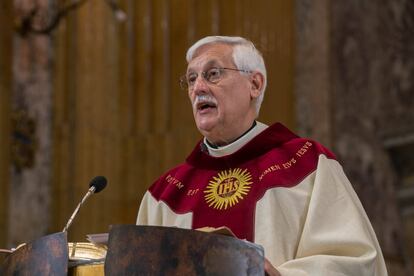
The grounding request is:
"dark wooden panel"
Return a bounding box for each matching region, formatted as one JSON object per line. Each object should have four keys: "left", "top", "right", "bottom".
{"left": 258, "top": 0, "right": 295, "bottom": 127}
{"left": 152, "top": 0, "right": 171, "bottom": 133}
{"left": 0, "top": 0, "right": 13, "bottom": 247}
{"left": 133, "top": 0, "right": 152, "bottom": 133}
{"left": 193, "top": 0, "right": 215, "bottom": 38}
{"left": 218, "top": 0, "right": 241, "bottom": 36}
{"left": 170, "top": 0, "right": 194, "bottom": 130}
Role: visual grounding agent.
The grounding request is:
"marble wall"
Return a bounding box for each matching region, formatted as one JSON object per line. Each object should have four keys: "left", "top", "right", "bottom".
{"left": 296, "top": 0, "right": 414, "bottom": 274}
{"left": 8, "top": 0, "right": 53, "bottom": 246}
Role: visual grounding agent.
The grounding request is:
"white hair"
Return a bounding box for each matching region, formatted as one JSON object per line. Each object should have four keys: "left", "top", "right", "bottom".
{"left": 186, "top": 36, "right": 267, "bottom": 115}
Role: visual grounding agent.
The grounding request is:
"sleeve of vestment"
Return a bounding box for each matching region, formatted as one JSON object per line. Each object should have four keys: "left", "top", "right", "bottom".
{"left": 276, "top": 155, "right": 388, "bottom": 276}
{"left": 136, "top": 191, "right": 193, "bottom": 228}
{"left": 136, "top": 191, "right": 152, "bottom": 225}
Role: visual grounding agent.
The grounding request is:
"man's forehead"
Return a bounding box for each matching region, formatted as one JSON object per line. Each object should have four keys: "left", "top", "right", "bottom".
{"left": 187, "top": 43, "right": 234, "bottom": 70}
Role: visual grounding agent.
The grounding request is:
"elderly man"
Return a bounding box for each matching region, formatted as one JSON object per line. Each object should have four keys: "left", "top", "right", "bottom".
{"left": 137, "top": 36, "right": 387, "bottom": 275}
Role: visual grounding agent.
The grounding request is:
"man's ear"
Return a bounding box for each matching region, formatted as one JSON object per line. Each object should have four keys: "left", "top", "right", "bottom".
{"left": 250, "top": 72, "right": 264, "bottom": 99}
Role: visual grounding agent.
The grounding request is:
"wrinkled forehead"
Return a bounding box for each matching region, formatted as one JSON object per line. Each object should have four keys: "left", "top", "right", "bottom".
{"left": 187, "top": 43, "right": 235, "bottom": 72}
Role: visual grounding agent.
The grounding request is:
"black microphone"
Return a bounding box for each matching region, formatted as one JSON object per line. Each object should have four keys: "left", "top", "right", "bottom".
{"left": 62, "top": 176, "right": 107, "bottom": 232}
{"left": 89, "top": 175, "right": 107, "bottom": 193}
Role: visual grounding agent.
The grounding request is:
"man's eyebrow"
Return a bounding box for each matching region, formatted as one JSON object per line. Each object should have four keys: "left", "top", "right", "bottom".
{"left": 187, "top": 59, "right": 220, "bottom": 73}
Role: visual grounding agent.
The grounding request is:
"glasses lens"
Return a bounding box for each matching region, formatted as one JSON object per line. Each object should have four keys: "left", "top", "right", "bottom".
{"left": 187, "top": 72, "right": 198, "bottom": 87}
{"left": 179, "top": 67, "right": 227, "bottom": 90}
{"left": 205, "top": 68, "right": 221, "bottom": 83}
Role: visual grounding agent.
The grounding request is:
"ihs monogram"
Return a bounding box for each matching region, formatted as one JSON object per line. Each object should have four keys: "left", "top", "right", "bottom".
{"left": 204, "top": 168, "right": 252, "bottom": 210}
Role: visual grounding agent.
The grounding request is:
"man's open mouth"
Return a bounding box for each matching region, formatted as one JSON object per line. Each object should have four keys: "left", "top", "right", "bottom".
{"left": 197, "top": 102, "right": 217, "bottom": 111}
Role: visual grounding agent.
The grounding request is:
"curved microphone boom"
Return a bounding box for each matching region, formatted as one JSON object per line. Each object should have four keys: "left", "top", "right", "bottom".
{"left": 62, "top": 176, "right": 107, "bottom": 232}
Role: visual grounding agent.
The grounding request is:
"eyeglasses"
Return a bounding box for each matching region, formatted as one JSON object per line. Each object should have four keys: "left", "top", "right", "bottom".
{"left": 179, "top": 67, "right": 252, "bottom": 90}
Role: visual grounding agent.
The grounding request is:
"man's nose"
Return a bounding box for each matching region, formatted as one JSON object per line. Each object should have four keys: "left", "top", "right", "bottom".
{"left": 192, "top": 74, "right": 209, "bottom": 94}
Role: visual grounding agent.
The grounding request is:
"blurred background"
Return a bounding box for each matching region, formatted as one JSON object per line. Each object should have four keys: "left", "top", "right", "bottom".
{"left": 0, "top": 0, "right": 413, "bottom": 275}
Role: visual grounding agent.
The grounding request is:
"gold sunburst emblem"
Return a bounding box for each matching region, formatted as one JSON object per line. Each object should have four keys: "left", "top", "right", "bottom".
{"left": 204, "top": 168, "right": 252, "bottom": 210}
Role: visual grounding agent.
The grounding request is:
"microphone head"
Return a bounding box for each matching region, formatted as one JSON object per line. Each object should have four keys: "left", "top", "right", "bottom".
{"left": 89, "top": 176, "right": 107, "bottom": 193}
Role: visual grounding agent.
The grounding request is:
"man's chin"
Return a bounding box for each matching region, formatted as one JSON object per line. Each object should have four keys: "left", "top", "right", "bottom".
{"left": 195, "top": 119, "right": 217, "bottom": 135}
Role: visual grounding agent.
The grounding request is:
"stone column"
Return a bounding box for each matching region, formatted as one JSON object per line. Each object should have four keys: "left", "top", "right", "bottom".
{"left": 295, "top": 0, "right": 332, "bottom": 148}
{"left": 8, "top": 0, "right": 53, "bottom": 246}
{"left": 296, "top": 0, "right": 414, "bottom": 274}
{"left": 330, "top": 1, "right": 413, "bottom": 274}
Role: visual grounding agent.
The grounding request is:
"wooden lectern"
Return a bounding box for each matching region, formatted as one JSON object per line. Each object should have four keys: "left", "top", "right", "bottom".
{"left": 1, "top": 232, "right": 68, "bottom": 275}
{"left": 1, "top": 226, "right": 265, "bottom": 275}
{"left": 105, "top": 225, "right": 264, "bottom": 276}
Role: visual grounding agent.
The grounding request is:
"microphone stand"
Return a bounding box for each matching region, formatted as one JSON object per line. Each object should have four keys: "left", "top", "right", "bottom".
{"left": 62, "top": 186, "right": 96, "bottom": 232}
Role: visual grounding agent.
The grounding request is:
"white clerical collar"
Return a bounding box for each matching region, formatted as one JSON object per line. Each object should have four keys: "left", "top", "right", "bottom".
{"left": 204, "top": 121, "right": 268, "bottom": 157}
